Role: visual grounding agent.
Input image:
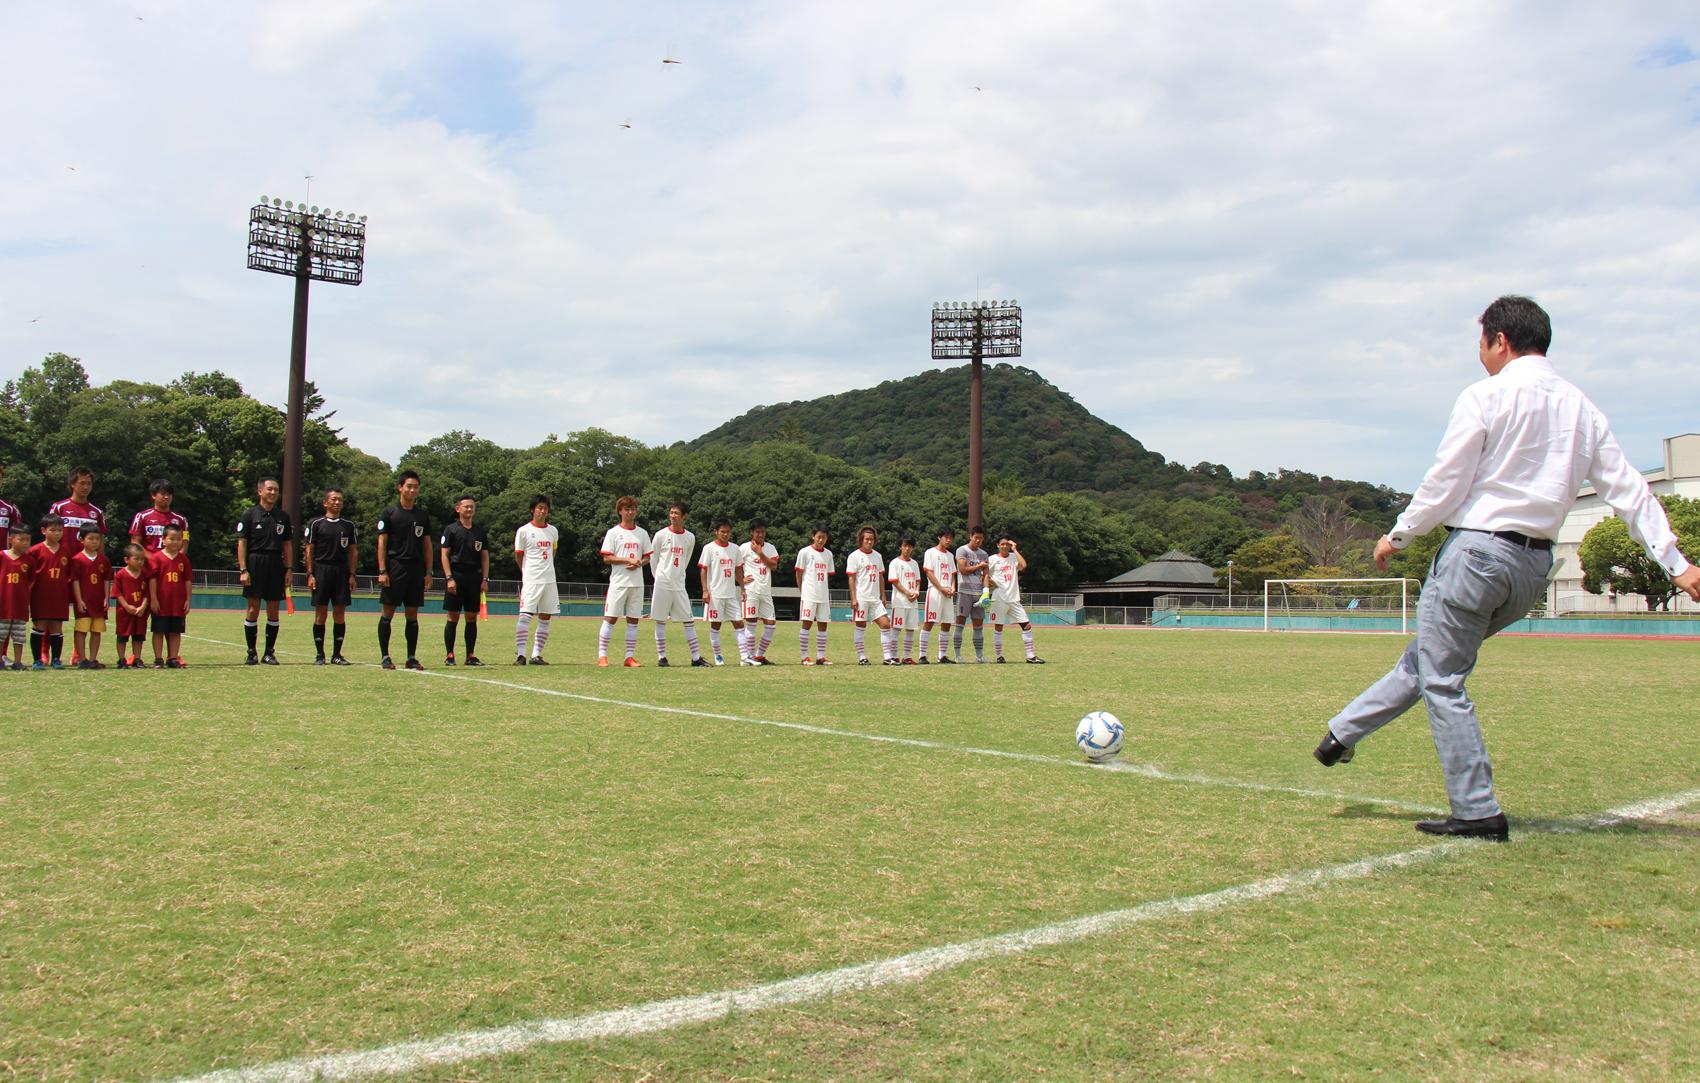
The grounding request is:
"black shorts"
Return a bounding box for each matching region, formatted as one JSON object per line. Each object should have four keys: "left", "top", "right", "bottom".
{"left": 243, "top": 553, "right": 287, "bottom": 602}
{"left": 152, "top": 614, "right": 186, "bottom": 635}
{"left": 443, "top": 570, "right": 481, "bottom": 613}
{"left": 311, "top": 563, "right": 352, "bottom": 608}
{"left": 381, "top": 562, "right": 426, "bottom": 609}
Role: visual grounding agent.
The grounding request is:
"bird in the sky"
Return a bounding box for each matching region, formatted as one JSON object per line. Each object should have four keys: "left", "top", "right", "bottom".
{"left": 662, "top": 44, "right": 682, "bottom": 64}
{"left": 619, "top": 118, "right": 632, "bottom": 129}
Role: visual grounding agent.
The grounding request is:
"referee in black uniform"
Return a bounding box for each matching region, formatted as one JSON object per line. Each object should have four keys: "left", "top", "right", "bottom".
{"left": 304, "top": 487, "right": 358, "bottom": 665}
{"left": 377, "top": 469, "right": 433, "bottom": 670}
{"left": 439, "top": 494, "right": 489, "bottom": 666}
{"left": 236, "top": 476, "right": 294, "bottom": 665}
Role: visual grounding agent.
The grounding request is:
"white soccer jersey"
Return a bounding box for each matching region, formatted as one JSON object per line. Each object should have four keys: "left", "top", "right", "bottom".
{"left": 651, "top": 527, "right": 696, "bottom": 589}
{"left": 795, "top": 545, "right": 835, "bottom": 602}
{"left": 601, "top": 525, "right": 652, "bottom": 591}
{"left": 513, "top": 523, "right": 559, "bottom": 583}
{"left": 987, "top": 553, "right": 1022, "bottom": 605}
{"left": 698, "top": 539, "right": 741, "bottom": 598}
{"left": 923, "top": 546, "right": 957, "bottom": 592}
{"left": 888, "top": 556, "right": 922, "bottom": 607}
{"left": 739, "top": 540, "right": 778, "bottom": 597}
{"left": 845, "top": 548, "right": 885, "bottom": 604}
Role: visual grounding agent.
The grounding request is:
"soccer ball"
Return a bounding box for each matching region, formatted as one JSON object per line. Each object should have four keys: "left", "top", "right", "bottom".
{"left": 1075, "top": 711, "right": 1124, "bottom": 762}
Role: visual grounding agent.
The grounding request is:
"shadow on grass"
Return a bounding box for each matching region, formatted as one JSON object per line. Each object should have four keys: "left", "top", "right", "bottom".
{"left": 1329, "top": 803, "right": 1422, "bottom": 822}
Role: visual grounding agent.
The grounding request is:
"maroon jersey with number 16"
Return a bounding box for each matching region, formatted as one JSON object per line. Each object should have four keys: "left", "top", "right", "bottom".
{"left": 150, "top": 549, "right": 192, "bottom": 617}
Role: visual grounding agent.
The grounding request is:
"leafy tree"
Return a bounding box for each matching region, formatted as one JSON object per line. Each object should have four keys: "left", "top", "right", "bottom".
{"left": 1221, "top": 534, "right": 1309, "bottom": 592}
{"left": 1579, "top": 496, "right": 1700, "bottom": 611}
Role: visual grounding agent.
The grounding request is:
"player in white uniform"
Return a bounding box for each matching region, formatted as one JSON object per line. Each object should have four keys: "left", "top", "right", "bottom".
{"left": 698, "top": 519, "right": 750, "bottom": 665}
{"left": 845, "top": 526, "right": 895, "bottom": 665}
{"left": 987, "top": 534, "right": 1045, "bottom": 664}
{"left": 886, "top": 536, "right": 922, "bottom": 663}
{"left": 794, "top": 527, "right": 836, "bottom": 665}
{"left": 513, "top": 497, "right": 560, "bottom": 664}
{"left": 739, "top": 519, "right": 781, "bottom": 664}
{"left": 598, "top": 495, "right": 652, "bottom": 667}
{"left": 920, "top": 526, "right": 959, "bottom": 663}
{"left": 649, "top": 501, "right": 708, "bottom": 667}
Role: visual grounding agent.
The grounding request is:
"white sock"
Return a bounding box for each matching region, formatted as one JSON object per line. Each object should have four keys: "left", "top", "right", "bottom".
{"left": 853, "top": 625, "right": 866, "bottom": 660}
{"left": 624, "top": 623, "right": 638, "bottom": 658}
{"left": 684, "top": 621, "right": 702, "bottom": 660}
{"left": 532, "top": 620, "right": 551, "bottom": 657}
{"left": 994, "top": 629, "right": 1003, "bottom": 657}
{"left": 759, "top": 624, "right": 774, "bottom": 656}
{"left": 920, "top": 629, "right": 930, "bottom": 657}
{"left": 1022, "top": 627, "right": 1035, "bottom": 658}
{"left": 517, "top": 613, "right": 532, "bottom": 656}
{"left": 903, "top": 628, "right": 915, "bottom": 658}
{"left": 800, "top": 624, "right": 811, "bottom": 660}
{"left": 815, "top": 629, "right": 828, "bottom": 657}
{"left": 939, "top": 627, "right": 951, "bottom": 659}
{"left": 709, "top": 626, "right": 723, "bottom": 656}
{"left": 654, "top": 621, "right": 668, "bottom": 658}
{"left": 597, "top": 621, "right": 612, "bottom": 658}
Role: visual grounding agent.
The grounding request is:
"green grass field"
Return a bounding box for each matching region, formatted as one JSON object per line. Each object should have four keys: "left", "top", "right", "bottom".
{"left": 4, "top": 613, "right": 1697, "bottom": 1081}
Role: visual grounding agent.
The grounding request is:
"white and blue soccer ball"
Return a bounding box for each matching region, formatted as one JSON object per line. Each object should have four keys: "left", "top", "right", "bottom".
{"left": 1075, "top": 711, "right": 1124, "bottom": 762}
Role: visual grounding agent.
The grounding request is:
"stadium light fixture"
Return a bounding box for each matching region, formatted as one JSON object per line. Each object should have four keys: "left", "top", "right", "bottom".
{"left": 246, "top": 196, "right": 368, "bottom": 543}
{"left": 930, "top": 296, "right": 1022, "bottom": 530}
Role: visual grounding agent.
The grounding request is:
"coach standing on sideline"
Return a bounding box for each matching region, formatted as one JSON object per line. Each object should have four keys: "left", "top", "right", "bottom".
{"left": 1313, "top": 296, "right": 1700, "bottom": 841}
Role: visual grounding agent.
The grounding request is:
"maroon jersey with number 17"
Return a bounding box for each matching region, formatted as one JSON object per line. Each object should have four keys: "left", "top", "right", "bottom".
{"left": 29, "top": 542, "right": 73, "bottom": 619}
{"left": 149, "top": 549, "right": 192, "bottom": 617}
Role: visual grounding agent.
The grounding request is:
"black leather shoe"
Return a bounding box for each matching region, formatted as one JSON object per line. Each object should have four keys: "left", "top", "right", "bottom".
{"left": 1416, "top": 813, "right": 1508, "bottom": 842}
{"left": 1313, "top": 730, "right": 1355, "bottom": 766}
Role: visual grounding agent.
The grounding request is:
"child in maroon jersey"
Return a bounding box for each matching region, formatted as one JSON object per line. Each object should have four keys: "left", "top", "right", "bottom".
{"left": 148, "top": 524, "right": 192, "bottom": 668}
{"left": 0, "top": 525, "right": 32, "bottom": 669}
{"left": 29, "top": 514, "right": 72, "bottom": 669}
{"left": 70, "top": 526, "right": 114, "bottom": 669}
{"left": 112, "top": 545, "right": 150, "bottom": 668}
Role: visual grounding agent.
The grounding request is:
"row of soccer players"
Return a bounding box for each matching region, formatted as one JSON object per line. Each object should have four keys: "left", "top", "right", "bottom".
{"left": 589, "top": 496, "right": 1045, "bottom": 668}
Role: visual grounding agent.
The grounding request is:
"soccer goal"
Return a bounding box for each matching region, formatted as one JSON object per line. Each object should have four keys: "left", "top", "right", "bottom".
{"left": 1262, "top": 578, "right": 1420, "bottom": 634}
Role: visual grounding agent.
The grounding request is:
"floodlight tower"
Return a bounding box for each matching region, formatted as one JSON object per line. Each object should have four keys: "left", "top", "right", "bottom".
{"left": 246, "top": 197, "right": 367, "bottom": 535}
{"left": 931, "top": 299, "right": 1022, "bottom": 530}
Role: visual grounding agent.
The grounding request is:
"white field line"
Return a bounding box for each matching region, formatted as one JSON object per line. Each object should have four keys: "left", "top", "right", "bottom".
{"left": 184, "top": 634, "right": 1445, "bottom": 815}
{"left": 170, "top": 786, "right": 1700, "bottom": 1083}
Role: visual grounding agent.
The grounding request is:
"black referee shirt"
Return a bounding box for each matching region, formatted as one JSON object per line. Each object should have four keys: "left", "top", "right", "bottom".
{"left": 440, "top": 521, "right": 488, "bottom": 573}
{"left": 236, "top": 504, "right": 293, "bottom": 555}
{"left": 307, "top": 516, "right": 358, "bottom": 566}
{"left": 378, "top": 503, "right": 431, "bottom": 565}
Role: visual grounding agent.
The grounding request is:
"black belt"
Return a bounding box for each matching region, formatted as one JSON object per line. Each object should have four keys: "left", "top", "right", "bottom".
{"left": 1449, "top": 527, "right": 1552, "bottom": 551}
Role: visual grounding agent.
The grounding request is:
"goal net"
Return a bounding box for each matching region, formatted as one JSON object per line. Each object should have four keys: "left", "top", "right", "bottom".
{"left": 1262, "top": 578, "right": 1420, "bottom": 633}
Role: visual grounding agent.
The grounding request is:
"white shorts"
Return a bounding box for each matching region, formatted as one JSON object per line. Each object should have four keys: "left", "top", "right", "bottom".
{"left": 649, "top": 586, "right": 694, "bottom": 622}
{"left": 891, "top": 606, "right": 921, "bottom": 630}
{"left": 799, "top": 598, "right": 832, "bottom": 624}
{"left": 520, "top": 579, "right": 559, "bottom": 615}
{"left": 924, "top": 589, "right": 956, "bottom": 625}
{"left": 605, "top": 583, "right": 644, "bottom": 619}
{"left": 990, "top": 601, "right": 1029, "bottom": 626}
{"left": 703, "top": 595, "right": 741, "bottom": 623}
{"left": 743, "top": 593, "right": 775, "bottom": 622}
{"left": 851, "top": 599, "right": 888, "bottom": 623}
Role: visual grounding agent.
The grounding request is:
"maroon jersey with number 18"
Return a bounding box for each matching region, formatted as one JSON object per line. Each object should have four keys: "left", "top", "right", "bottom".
{"left": 0, "top": 550, "right": 32, "bottom": 620}
{"left": 29, "top": 542, "right": 73, "bottom": 619}
{"left": 149, "top": 549, "right": 192, "bottom": 617}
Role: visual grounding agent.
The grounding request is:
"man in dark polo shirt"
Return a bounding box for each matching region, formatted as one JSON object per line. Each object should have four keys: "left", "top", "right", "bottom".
{"left": 376, "top": 469, "right": 433, "bottom": 670}
{"left": 236, "top": 476, "right": 294, "bottom": 665}
{"left": 438, "top": 493, "right": 489, "bottom": 666}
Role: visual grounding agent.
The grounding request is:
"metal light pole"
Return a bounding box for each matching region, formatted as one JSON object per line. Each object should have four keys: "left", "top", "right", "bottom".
{"left": 246, "top": 196, "right": 367, "bottom": 535}
{"left": 931, "top": 300, "right": 1022, "bottom": 529}
{"left": 1227, "top": 560, "right": 1234, "bottom": 610}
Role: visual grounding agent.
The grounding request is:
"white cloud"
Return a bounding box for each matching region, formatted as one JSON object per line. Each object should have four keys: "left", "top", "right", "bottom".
{"left": 2, "top": 0, "right": 1697, "bottom": 495}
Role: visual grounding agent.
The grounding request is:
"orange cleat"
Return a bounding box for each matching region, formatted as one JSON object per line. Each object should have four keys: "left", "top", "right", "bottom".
{"left": 623, "top": 657, "right": 641, "bottom": 667}
{"left": 597, "top": 656, "right": 609, "bottom": 668}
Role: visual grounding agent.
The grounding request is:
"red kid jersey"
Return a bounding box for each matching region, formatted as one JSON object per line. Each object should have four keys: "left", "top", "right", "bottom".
{"left": 28, "top": 542, "right": 72, "bottom": 618}
{"left": 71, "top": 550, "right": 113, "bottom": 617}
{"left": 130, "top": 508, "right": 189, "bottom": 555}
{"left": 112, "top": 567, "right": 149, "bottom": 615}
{"left": 150, "top": 549, "right": 192, "bottom": 616}
{"left": 0, "top": 550, "right": 32, "bottom": 620}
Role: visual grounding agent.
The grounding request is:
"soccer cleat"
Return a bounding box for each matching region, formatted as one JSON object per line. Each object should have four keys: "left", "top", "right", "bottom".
{"left": 713, "top": 655, "right": 725, "bottom": 667}
{"left": 857, "top": 658, "right": 871, "bottom": 666}
{"left": 261, "top": 654, "right": 280, "bottom": 666}
{"left": 165, "top": 658, "right": 184, "bottom": 669}
{"left": 516, "top": 655, "right": 528, "bottom": 666}
{"left": 313, "top": 656, "right": 327, "bottom": 666}
{"left": 90, "top": 660, "right": 106, "bottom": 670}
{"left": 529, "top": 656, "right": 548, "bottom": 666}
{"left": 741, "top": 657, "right": 758, "bottom": 666}
{"left": 994, "top": 656, "right": 1006, "bottom": 663}
{"left": 331, "top": 655, "right": 351, "bottom": 666}
{"left": 444, "top": 654, "right": 456, "bottom": 666}
{"left": 78, "top": 659, "right": 96, "bottom": 670}
{"left": 381, "top": 657, "right": 396, "bottom": 670}
{"left": 690, "top": 657, "right": 711, "bottom": 667}
{"left": 465, "top": 656, "right": 484, "bottom": 667}
{"left": 404, "top": 658, "right": 425, "bottom": 671}
{"left": 623, "top": 657, "right": 641, "bottom": 668}
{"left": 153, "top": 659, "right": 166, "bottom": 669}
{"left": 1025, "top": 656, "right": 1046, "bottom": 664}
{"left": 917, "top": 657, "right": 929, "bottom": 665}
{"left": 883, "top": 658, "right": 898, "bottom": 665}
{"left": 816, "top": 657, "right": 833, "bottom": 666}
{"left": 801, "top": 657, "right": 814, "bottom": 666}
{"left": 656, "top": 657, "right": 671, "bottom": 667}
{"left": 245, "top": 653, "right": 259, "bottom": 666}
{"left": 596, "top": 657, "right": 610, "bottom": 668}
{"left": 938, "top": 656, "right": 955, "bottom": 664}
{"left": 50, "top": 659, "right": 64, "bottom": 669}
{"left": 32, "top": 661, "right": 46, "bottom": 670}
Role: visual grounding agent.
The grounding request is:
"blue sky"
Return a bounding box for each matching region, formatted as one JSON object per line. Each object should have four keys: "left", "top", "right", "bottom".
{"left": 3, "top": 0, "right": 1698, "bottom": 491}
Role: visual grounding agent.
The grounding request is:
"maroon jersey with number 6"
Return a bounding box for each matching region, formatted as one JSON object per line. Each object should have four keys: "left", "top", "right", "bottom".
{"left": 71, "top": 551, "right": 113, "bottom": 618}
{"left": 150, "top": 549, "right": 192, "bottom": 617}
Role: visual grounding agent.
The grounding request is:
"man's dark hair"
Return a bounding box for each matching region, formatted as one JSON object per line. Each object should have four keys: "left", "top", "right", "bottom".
{"left": 936, "top": 526, "right": 955, "bottom": 539}
{"left": 1479, "top": 295, "right": 1551, "bottom": 356}
{"left": 748, "top": 518, "right": 767, "bottom": 532}
{"left": 67, "top": 465, "right": 94, "bottom": 485}
{"left": 669, "top": 500, "right": 689, "bottom": 515}
{"left": 323, "top": 486, "right": 344, "bottom": 498}
{"left": 997, "top": 533, "right": 1014, "bottom": 544}
{"left": 454, "top": 493, "right": 476, "bottom": 506}
{"left": 898, "top": 535, "right": 915, "bottom": 548}
{"left": 258, "top": 475, "right": 278, "bottom": 489}
{"left": 712, "top": 517, "right": 732, "bottom": 531}
{"left": 810, "top": 525, "right": 830, "bottom": 539}
{"left": 149, "top": 479, "right": 174, "bottom": 496}
{"left": 530, "top": 495, "right": 550, "bottom": 512}
{"left": 397, "top": 469, "right": 421, "bottom": 487}
{"left": 969, "top": 524, "right": 986, "bottom": 537}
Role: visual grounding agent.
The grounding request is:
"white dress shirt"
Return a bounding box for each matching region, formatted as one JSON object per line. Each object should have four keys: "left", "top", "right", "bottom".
{"left": 1388, "top": 355, "right": 1689, "bottom": 577}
